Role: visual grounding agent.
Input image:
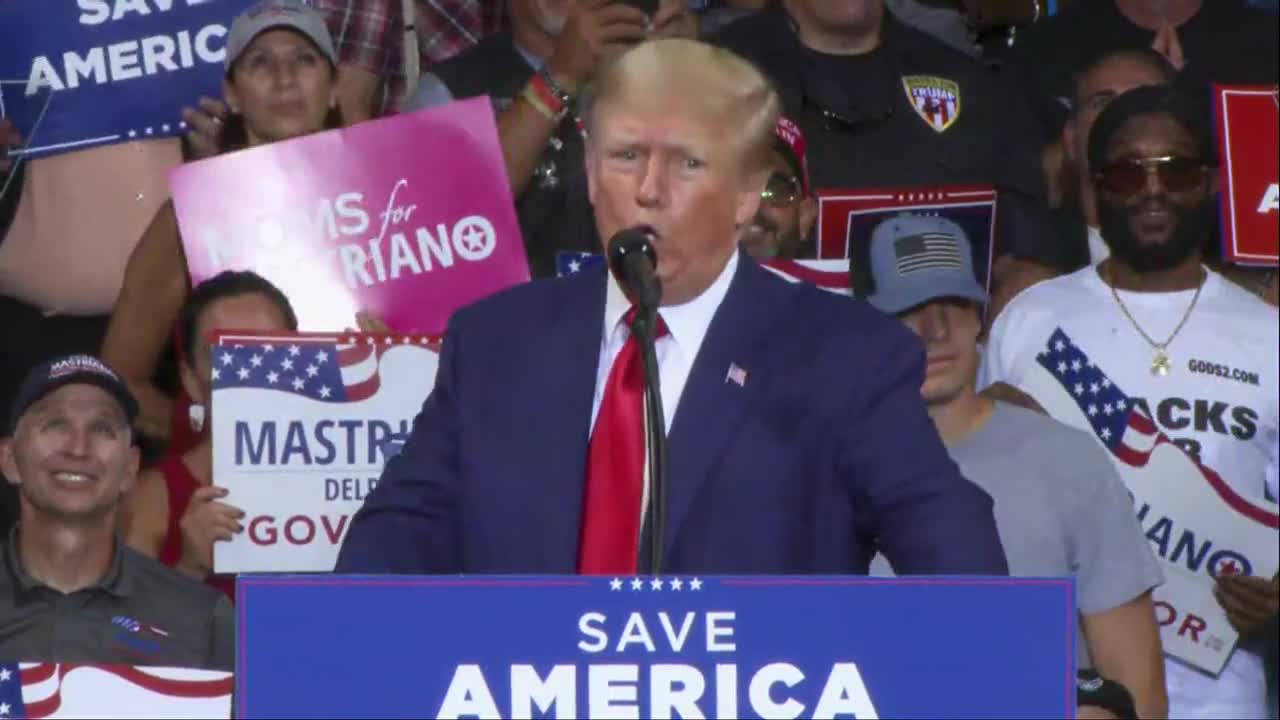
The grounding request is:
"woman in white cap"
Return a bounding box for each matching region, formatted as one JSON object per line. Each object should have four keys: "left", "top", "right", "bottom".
{"left": 100, "top": 1, "right": 380, "bottom": 456}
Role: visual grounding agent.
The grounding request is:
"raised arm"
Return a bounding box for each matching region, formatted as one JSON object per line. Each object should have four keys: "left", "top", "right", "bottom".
{"left": 100, "top": 201, "right": 190, "bottom": 441}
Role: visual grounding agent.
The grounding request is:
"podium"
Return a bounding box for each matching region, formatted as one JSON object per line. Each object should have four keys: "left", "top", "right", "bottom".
{"left": 236, "top": 575, "right": 1075, "bottom": 719}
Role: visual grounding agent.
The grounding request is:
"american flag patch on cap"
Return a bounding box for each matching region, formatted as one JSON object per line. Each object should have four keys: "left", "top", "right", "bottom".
{"left": 894, "top": 232, "right": 964, "bottom": 275}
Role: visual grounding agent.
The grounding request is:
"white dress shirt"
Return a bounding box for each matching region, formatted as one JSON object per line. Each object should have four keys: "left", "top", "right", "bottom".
{"left": 589, "top": 250, "right": 739, "bottom": 436}
{"left": 588, "top": 251, "right": 739, "bottom": 532}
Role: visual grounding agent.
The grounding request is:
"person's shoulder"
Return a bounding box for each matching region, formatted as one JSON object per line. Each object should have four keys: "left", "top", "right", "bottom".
{"left": 759, "top": 267, "right": 922, "bottom": 360}
{"left": 999, "top": 266, "right": 1094, "bottom": 319}
{"left": 448, "top": 270, "right": 597, "bottom": 334}
{"left": 119, "top": 545, "right": 225, "bottom": 608}
{"left": 993, "top": 401, "right": 1095, "bottom": 448}
{"left": 1208, "top": 270, "right": 1280, "bottom": 318}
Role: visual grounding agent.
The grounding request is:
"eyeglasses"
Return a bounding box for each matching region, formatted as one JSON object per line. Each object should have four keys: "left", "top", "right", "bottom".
{"left": 761, "top": 171, "right": 803, "bottom": 206}
{"left": 1094, "top": 155, "right": 1209, "bottom": 198}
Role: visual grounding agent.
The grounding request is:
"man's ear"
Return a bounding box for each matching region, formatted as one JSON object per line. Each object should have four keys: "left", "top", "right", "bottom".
{"left": 1062, "top": 120, "right": 1078, "bottom": 166}
{"left": 121, "top": 444, "right": 141, "bottom": 497}
{"left": 585, "top": 143, "right": 599, "bottom": 206}
{"left": 179, "top": 360, "right": 203, "bottom": 406}
{"left": 798, "top": 195, "right": 818, "bottom": 243}
{"left": 0, "top": 438, "right": 20, "bottom": 487}
{"left": 735, "top": 169, "right": 767, "bottom": 228}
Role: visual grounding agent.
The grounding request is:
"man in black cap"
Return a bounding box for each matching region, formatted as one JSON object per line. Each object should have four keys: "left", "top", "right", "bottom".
{"left": 0, "top": 355, "right": 232, "bottom": 670}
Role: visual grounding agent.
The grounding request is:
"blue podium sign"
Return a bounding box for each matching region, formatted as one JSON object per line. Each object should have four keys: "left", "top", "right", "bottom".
{"left": 237, "top": 576, "right": 1075, "bottom": 719}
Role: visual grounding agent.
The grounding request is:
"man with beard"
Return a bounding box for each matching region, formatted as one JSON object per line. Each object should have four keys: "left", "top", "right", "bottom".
{"left": 982, "top": 84, "right": 1280, "bottom": 719}
{"left": 400, "top": 0, "right": 698, "bottom": 278}
{"left": 0, "top": 355, "right": 233, "bottom": 669}
{"left": 738, "top": 115, "right": 817, "bottom": 260}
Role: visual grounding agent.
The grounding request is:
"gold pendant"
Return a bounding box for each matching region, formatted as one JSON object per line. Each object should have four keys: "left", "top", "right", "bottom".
{"left": 1151, "top": 348, "right": 1171, "bottom": 376}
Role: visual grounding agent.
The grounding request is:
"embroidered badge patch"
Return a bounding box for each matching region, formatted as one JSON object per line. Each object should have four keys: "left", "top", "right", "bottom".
{"left": 902, "top": 75, "right": 961, "bottom": 133}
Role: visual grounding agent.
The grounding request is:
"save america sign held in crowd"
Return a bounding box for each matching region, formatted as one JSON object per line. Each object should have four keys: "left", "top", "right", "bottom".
{"left": 0, "top": 0, "right": 255, "bottom": 157}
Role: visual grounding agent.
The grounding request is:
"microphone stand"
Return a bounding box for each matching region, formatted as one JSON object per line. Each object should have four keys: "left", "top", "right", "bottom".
{"left": 629, "top": 306, "right": 668, "bottom": 577}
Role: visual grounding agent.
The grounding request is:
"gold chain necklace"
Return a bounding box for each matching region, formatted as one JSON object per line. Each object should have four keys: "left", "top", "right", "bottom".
{"left": 1105, "top": 265, "right": 1205, "bottom": 377}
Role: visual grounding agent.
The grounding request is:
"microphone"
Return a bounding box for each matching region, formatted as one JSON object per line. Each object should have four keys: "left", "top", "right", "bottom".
{"left": 607, "top": 228, "right": 662, "bottom": 310}
{"left": 605, "top": 226, "right": 668, "bottom": 577}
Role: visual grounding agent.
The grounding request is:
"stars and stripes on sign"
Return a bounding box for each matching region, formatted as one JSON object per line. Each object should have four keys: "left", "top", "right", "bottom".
{"left": 555, "top": 252, "right": 851, "bottom": 296}
{"left": 0, "top": 662, "right": 232, "bottom": 719}
{"left": 1034, "top": 327, "right": 1278, "bottom": 529}
{"left": 211, "top": 333, "right": 440, "bottom": 403}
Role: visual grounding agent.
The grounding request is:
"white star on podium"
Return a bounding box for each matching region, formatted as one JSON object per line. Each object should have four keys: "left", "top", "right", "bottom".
{"left": 630, "top": 578, "right": 644, "bottom": 591}
{"left": 689, "top": 578, "right": 703, "bottom": 591}
{"left": 669, "top": 578, "right": 683, "bottom": 591}
{"left": 609, "top": 578, "right": 623, "bottom": 591}
{"left": 650, "top": 578, "right": 664, "bottom": 591}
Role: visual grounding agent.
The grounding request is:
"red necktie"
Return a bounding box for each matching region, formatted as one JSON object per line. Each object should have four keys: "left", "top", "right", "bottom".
{"left": 577, "top": 308, "right": 669, "bottom": 575}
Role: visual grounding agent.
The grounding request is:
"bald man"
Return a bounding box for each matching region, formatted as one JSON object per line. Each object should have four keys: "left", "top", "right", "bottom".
{"left": 336, "top": 39, "right": 1008, "bottom": 578}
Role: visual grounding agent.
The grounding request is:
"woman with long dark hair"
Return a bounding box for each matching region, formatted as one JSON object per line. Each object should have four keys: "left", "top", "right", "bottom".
{"left": 120, "top": 271, "right": 298, "bottom": 600}
{"left": 101, "top": 0, "right": 349, "bottom": 454}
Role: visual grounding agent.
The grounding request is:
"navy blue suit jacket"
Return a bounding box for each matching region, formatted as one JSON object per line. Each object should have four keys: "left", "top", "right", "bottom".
{"left": 336, "top": 254, "right": 1008, "bottom": 575}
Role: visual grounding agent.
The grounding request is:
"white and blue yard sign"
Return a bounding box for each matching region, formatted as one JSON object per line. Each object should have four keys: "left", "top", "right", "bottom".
{"left": 0, "top": 0, "right": 256, "bottom": 158}
{"left": 237, "top": 575, "right": 1077, "bottom": 718}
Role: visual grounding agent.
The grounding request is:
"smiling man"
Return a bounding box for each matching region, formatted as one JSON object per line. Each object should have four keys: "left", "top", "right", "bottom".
{"left": 338, "top": 38, "right": 1007, "bottom": 579}
{"left": 0, "top": 355, "right": 232, "bottom": 670}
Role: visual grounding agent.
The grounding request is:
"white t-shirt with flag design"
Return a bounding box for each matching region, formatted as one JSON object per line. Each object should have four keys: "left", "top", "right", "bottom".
{"left": 982, "top": 266, "right": 1280, "bottom": 720}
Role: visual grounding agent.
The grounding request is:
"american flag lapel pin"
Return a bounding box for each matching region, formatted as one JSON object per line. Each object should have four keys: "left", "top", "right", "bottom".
{"left": 725, "top": 363, "right": 748, "bottom": 387}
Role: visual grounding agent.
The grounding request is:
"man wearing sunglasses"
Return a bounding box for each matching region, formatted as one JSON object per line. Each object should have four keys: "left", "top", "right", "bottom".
{"left": 739, "top": 116, "right": 817, "bottom": 260}
{"left": 983, "top": 84, "right": 1280, "bottom": 720}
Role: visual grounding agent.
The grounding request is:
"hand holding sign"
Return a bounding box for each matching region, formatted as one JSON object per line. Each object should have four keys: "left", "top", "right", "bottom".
{"left": 178, "top": 486, "right": 245, "bottom": 579}
{"left": 182, "top": 96, "right": 229, "bottom": 161}
{"left": 1214, "top": 573, "right": 1280, "bottom": 635}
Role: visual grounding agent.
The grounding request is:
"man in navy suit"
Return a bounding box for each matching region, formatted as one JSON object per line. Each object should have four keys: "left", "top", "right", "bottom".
{"left": 336, "top": 38, "right": 1008, "bottom": 577}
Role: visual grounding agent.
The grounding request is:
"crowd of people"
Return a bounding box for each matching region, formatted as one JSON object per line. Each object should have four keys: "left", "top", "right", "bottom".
{"left": 0, "top": 0, "right": 1277, "bottom": 718}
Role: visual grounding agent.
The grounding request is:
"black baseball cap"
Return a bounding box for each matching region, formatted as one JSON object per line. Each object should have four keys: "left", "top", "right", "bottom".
{"left": 1087, "top": 82, "right": 1218, "bottom": 172}
{"left": 7, "top": 355, "right": 139, "bottom": 436}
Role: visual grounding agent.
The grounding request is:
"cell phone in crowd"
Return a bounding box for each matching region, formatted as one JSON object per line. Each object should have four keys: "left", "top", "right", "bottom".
{"left": 617, "top": 0, "right": 659, "bottom": 16}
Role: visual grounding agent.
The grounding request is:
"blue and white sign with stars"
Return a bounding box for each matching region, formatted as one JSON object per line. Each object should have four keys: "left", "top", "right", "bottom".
{"left": 236, "top": 574, "right": 1076, "bottom": 718}
{"left": 0, "top": 0, "right": 257, "bottom": 158}
{"left": 211, "top": 331, "right": 440, "bottom": 574}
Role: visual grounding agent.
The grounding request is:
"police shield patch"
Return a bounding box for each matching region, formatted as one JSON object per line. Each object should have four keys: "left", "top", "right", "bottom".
{"left": 902, "top": 76, "right": 961, "bottom": 133}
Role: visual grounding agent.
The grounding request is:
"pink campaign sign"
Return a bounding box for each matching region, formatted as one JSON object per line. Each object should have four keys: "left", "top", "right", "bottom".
{"left": 169, "top": 96, "right": 530, "bottom": 334}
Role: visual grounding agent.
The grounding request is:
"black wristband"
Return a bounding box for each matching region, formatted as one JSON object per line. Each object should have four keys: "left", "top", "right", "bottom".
{"left": 1077, "top": 669, "right": 1137, "bottom": 720}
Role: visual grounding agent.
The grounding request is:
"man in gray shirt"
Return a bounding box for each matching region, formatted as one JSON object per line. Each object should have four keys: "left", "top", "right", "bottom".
{"left": 859, "top": 213, "right": 1168, "bottom": 720}
{"left": 0, "top": 355, "right": 232, "bottom": 670}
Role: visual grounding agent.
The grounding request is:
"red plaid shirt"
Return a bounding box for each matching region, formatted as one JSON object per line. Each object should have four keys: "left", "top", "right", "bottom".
{"left": 315, "top": 0, "right": 509, "bottom": 115}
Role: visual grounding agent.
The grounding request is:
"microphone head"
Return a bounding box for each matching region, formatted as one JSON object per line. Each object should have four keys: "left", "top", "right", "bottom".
{"left": 607, "top": 227, "right": 657, "bottom": 276}
{"left": 607, "top": 227, "right": 661, "bottom": 309}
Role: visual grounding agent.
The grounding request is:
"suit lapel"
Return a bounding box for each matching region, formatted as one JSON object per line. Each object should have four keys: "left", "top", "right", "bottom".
{"left": 663, "top": 256, "right": 787, "bottom": 559}
{"left": 525, "top": 268, "right": 607, "bottom": 568}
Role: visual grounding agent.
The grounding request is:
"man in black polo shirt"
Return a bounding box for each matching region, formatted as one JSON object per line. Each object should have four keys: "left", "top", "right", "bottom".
{"left": 712, "top": 0, "right": 1054, "bottom": 273}
{"left": 0, "top": 355, "right": 232, "bottom": 670}
{"left": 402, "top": 0, "right": 699, "bottom": 278}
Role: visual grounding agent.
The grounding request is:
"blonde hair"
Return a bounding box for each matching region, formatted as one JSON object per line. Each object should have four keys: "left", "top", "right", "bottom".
{"left": 581, "top": 38, "right": 781, "bottom": 173}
